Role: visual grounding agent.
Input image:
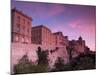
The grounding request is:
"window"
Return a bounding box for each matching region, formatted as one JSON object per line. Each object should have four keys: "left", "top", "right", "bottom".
{"left": 17, "top": 16, "right": 20, "bottom": 24}
{"left": 28, "top": 22, "right": 30, "bottom": 25}
{"left": 16, "top": 24, "right": 20, "bottom": 32}
{"left": 27, "top": 27, "right": 30, "bottom": 34}
{"left": 22, "top": 26, "right": 25, "bottom": 34}
{"left": 23, "top": 26, "right": 25, "bottom": 31}
{"left": 23, "top": 19, "right": 25, "bottom": 24}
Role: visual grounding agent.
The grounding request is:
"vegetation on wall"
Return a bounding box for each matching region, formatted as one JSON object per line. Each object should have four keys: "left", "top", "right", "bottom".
{"left": 13, "top": 46, "right": 96, "bottom": 74}
{"left": 13, "top": 46, "right": 49, "bottom": 74}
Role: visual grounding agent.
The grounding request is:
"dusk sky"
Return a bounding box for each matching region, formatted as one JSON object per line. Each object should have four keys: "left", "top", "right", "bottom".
{"left": 11, "top": 0, "right": 96, "bottom": 51}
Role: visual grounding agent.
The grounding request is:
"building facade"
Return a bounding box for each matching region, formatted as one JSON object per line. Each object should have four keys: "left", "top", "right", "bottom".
{"left": 68, "top": 36, "right": 86, "bottom": 58}
{"left": 31, "top": 25, "right": 69, "bottom": 46}
{"left": 31, "top": 25, "right": 55, "bottom": 46}
{"left": 53, "top": 32, "right": 68, "bottom": 46}
{"left": 11, "top": 8, "right": 32, "bottom": 44}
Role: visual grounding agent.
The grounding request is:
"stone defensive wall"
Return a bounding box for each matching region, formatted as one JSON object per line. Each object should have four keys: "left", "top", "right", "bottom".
{"left": 11, "top": 43, "right": 69, "bottom": 72}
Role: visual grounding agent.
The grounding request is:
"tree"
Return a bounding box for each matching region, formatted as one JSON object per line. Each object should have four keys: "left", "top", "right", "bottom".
{"left": 71, "top": 53, "right": 96, "bottom": 70}
{"left": 13, "top": 46, "right": 49, "bottom": 74}
{"left": 37, "top": 46, "right": 49, "bottom": 65}
{"left": 13, "top": 47, "right": 50, "bottom": 74}
{"left": 54, "top": 57, "right": 64, "bottom": 71}
{"left": 36, "top": 46, "right": 49, "bottom": 72}
{"left": 13, "top": 54, "right": 35, "bottom": 74}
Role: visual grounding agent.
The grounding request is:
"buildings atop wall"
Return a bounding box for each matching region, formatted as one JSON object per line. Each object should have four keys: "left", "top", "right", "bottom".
{"left": 31, "top": 25, "right": 54, "bottom": 46}
{"left": 11, "top": 8, "right": 88, "bottom": 57}
{"left": 11, "top": 8, "right": 86, "bottom": 51}
{"left": 11, "top": 8, "right": 87, "bottom": 54}
{"left": 11, "top": 8, "right": 32, "bottom": 44}
{"left": 68, "top": 36, "right": 86, "bottom": 58}
{"left": 31, "top": 25, "right": 68, "bottom": 46}
{"left": 53, "top": 32, "right": 68, "bottom": 46}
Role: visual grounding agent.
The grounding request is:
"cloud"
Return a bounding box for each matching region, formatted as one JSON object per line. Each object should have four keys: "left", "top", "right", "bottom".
{"left": 47, "top": 4, "right": 65, "bottom": 16}
{"left": 33, "top": 3, "right": 65, "bottom": 19}
{"left": 68, "top": 18, "right": 96, "bottom": 35}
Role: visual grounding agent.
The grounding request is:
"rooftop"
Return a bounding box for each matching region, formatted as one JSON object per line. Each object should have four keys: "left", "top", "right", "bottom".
{"left": 12, "top": 8, "right": 32, "bottom": 21}
{"left": 32, "top": 25, "right": 52, "bottom": 32}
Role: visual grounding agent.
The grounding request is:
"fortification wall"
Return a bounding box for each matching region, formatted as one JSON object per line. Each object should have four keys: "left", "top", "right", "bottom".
{"left": 11, "top": 43, "right": 69, "bottom": 73}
